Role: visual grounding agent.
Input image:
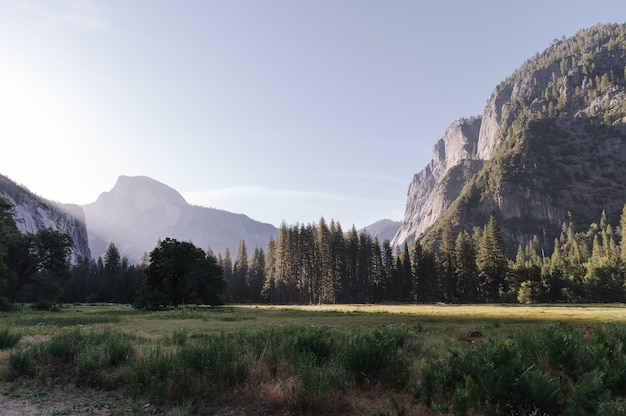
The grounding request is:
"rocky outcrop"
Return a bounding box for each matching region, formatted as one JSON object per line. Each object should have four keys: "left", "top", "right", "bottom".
{"left": 0, "top": 174, "right": 91, "bottom": 261}
{"left": 83, "top": 176, "right": 278, "bottom": 264}
{"left": 394, "top": 23, "right": 626, "bottom": 250}
{"left": 392, "top": 117, "right": 483, "bottom": 246}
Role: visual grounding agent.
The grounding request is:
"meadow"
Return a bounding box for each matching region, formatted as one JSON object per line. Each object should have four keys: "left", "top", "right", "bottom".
{"left": 1, "top": 303, "right": 626, "bottom": 415}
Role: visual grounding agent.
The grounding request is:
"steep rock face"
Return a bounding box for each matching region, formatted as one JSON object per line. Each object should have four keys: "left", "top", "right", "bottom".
{"left": 83, "top": 176, "right": 278, "bottom": 264}
{"left": 392, "top": 117, "right": 482, "bottom": 246}
{"left": 397, "top": 23, "right": 626, "bottom": 250}
{"left": 0, "top": 174, "right": 91, "bottom": 261}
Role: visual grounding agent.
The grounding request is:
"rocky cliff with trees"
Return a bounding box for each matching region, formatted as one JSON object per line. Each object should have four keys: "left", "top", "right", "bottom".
{"left": 394, "top": 23, "right": 626, "bottom": 253}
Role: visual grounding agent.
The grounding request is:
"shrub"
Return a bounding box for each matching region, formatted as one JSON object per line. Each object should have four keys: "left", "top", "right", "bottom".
{"left": 31, "top": 300, "right": 60, "bottom": 311}
{"left": 0, "top": 296, "right": 16, "bottom": 312}
{"left": 6, "top": 348, "right": 35, "bottom": 380}
{"left": 0, "top": 327, "right": 22, "bottom": 349}
{"left": 339, "top": 327, "right": 409, "bottom": 387}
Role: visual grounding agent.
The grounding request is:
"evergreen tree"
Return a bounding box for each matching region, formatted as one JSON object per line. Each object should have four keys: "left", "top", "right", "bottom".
{"left": 247, "top": 247, "right": 265, "bottom": 303}
{"left": 476, "top": 216, "right": 509, "bottom": 302}
{"left": 220, "top": 248, "right": 234, "bottom": 302}
{"left": 357, "top": 231, "right": 374, "bottom": 303}
{"left": 102, "top": 242, "right": 122, "bottom": 302}
{"left": 454, "top": 231, "right": 479, "bottom": 303}
{"left": 621, "top": 204, "right": 626, "bottom": 263}
{"left": 232, "top": 241, "right": 249, "bottom": 302}
{"left": 439, "top": 224, "right": 457, "bottom": 302}
{"left": 262, "top": 237, "right": 277, "bottom": 303}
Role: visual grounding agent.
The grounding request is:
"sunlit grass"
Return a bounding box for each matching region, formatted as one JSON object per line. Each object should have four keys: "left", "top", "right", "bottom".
{"left": 1, "top": 303, "right": 626, "bottom": 415}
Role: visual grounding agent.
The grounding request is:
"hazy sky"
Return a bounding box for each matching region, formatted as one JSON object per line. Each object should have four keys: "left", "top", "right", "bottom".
{"left": 1, "top": 1, "right": 625, "bottom": 229}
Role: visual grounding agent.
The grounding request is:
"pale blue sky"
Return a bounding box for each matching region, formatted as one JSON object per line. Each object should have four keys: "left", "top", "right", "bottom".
{"left": 1, "top": 1, "right": 625, "bottom": 228}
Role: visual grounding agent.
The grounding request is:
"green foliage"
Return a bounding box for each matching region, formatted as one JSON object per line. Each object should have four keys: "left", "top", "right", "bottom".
{"left": 339, "top": 326, "right": 410, "bottom": 387}
{"left": 134, "top": 238, "right": 226, "bottom": 309}
{"left": 6, "top": 328, "right": 134, "bottom": 388}
{"left": 0, "top": 327, "right": 22, "bottom": 349}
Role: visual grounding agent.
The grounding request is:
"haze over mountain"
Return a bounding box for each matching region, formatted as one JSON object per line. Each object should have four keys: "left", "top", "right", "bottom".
{"left": 0, "top": 174, "right": 91, "bottom": 261}
{"left": 360, "top": 219, "right": 401, "bottom": 243}
{"left": 82, "top": 176, "right": 278, "bottom": 264}
{"left": 393, "top": 23, "right": 626, "bottom": 251}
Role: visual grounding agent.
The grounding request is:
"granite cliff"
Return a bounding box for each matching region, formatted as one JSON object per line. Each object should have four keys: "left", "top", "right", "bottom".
{"left": 393, "top": 23, "right": 626, "bottom": 250}
{"left": 0, "top": 174, "right": 91, "bottom": 261}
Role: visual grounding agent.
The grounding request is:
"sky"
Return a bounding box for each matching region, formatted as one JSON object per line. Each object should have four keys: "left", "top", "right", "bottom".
{"left": 1, "top": 1, "right": 625, "bottom": 229}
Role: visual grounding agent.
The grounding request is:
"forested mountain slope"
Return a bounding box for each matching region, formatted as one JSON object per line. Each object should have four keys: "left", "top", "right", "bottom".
{"left": 394, "top": 23, "right": 626, "bottom": 251}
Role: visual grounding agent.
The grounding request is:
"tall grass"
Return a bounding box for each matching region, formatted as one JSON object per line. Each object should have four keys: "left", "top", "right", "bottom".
{"left": 0, "top": 327, "right": 22, "bottom": 349}
{"left": 4, "top": 305, "right": 626, "bottom": 415}
{"left": 412, "top": 323, "right": 626, "bottom": 415}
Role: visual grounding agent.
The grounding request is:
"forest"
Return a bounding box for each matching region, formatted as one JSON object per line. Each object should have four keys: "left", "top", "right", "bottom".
{"left": 3, "top": 201, "right": 625, "bottom": 308}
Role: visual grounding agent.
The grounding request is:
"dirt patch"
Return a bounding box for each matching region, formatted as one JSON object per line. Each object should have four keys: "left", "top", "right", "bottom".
{"left": 0, "top": 382, "right": 138, "bottom": 415}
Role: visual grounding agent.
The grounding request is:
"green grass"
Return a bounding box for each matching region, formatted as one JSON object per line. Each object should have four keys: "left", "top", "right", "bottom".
{"left": 1, "top": 303, "right": 626, "bottom": 415}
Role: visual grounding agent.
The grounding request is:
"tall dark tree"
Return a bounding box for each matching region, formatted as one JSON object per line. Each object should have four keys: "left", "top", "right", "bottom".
{"left": 232, "top": 241, "right": 249, "bottom": 302}
{"left": 247, "top": 247, "right": 265, "bottom": 303}
{"left": 262, "top": 236, "right": 277, "bottom": 303}
{"left": 102, "top": 242, "right": 122, "bottom": 302}
{"left": 454, "top": 231, "right": 479, "bottom": 303}
{"left": 134, "top": 238, "right": 226, "bottom": 309}
{"left": 439, "top": 224, "right": 457, "bottom": 302}
{"left": 0, "top": 197, "right": 20, "bottom": 296}
{"left": 6, "top": 228, "right": 73, "bottom": 301}
{"left": 476, "top": 216, "right": 509, "bottom": 302}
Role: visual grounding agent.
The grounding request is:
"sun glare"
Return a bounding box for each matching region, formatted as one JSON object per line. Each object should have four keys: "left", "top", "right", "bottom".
{"left": 0, "top": 68, "right": 107, "bottom": 202}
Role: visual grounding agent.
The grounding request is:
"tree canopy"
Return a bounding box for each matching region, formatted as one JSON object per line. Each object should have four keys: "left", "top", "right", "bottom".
{"left": 134, "top": 238, "right": 226, "bottom": 310}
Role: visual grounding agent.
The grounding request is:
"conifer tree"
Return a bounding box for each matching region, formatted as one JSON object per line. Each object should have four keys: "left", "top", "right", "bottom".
{"left": 454, "top": 231, "right": 478, "bottom": 303}
{"left": 476, "top": 216, "right": 508, "bottom": 302}
{"left": 621, "top": 204, "right": 626, "bottom": 263}
{"left": 247, "top": 247, "right": 265, "bottom": 303}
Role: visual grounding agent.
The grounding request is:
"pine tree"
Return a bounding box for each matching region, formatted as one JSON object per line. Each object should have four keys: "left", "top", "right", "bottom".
{"left": 247, "top": 247, "right": 265, "bottom": 303}
{"left": 261, "top": 237, "right": 277, "bottom": 303}
{"left": 440, "top": 224, "right": 457, "bottom": 302}
{"left": 476, "top": 216, "right": 509, "bottom": 302}
{"left": 454, "top": 231, "right": 478, "bottom": 303}
{"left": 220, "top": 248, "right": 234, "bottom": 302}
{"left": 621, "top": 204, "right": 626, "bottom": 263}
{"left": 102, "top": 242, "right": 122, "bottom": 302}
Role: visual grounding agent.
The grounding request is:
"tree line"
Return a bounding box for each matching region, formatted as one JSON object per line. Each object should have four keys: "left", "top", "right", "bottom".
{"left": 3, "top": 192, "right": 626, "bottom": 306}
{"left": 218, "top": 206, "right": 626, "bottom": 305}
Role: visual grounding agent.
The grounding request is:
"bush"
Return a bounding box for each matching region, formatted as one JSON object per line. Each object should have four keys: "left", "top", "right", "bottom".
{"left": 0, "top": 327, "right": 22, "bottom": 349}
{"left": 0, "top": 296, "right": 16, "bottom": 312}
{"left": 5, "top": 328, "right": 134, "bottom": 387}
{"left": 339, "top": 327, "right": 409, "bottom": 387}
{"left": 31, "top": 300, "right": 60, "bottom": 311}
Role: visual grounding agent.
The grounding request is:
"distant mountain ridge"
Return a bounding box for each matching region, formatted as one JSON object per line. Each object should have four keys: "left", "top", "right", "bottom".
{"left": 0, "top": 174, "right": 91, "bottom": 261}
{"left": 393, "top": 23, "right": 626, "bottom": 250}
{"left": 360, "top": 219, "right": 401, "bottom": 243}
{"left": 82, "top": 175, "right": 279, "bottom": 263}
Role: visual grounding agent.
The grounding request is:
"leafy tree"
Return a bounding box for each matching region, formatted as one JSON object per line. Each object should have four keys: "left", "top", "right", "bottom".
{"left": 134, "top": 238, "right": 226, "bottom": 309}
{"left": 6, "top": 228, "right": 73, "bottom": 301}
{"left": 0, "top": 197, "right": 20, "bottom": 295}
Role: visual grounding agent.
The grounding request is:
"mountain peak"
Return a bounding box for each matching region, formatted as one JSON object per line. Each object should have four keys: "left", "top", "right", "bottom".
{"left": 83, "top": 175, "right": 277, "bottom": 263}
{"left": 97, "top": 175, "right": 188, "bottom": 212}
